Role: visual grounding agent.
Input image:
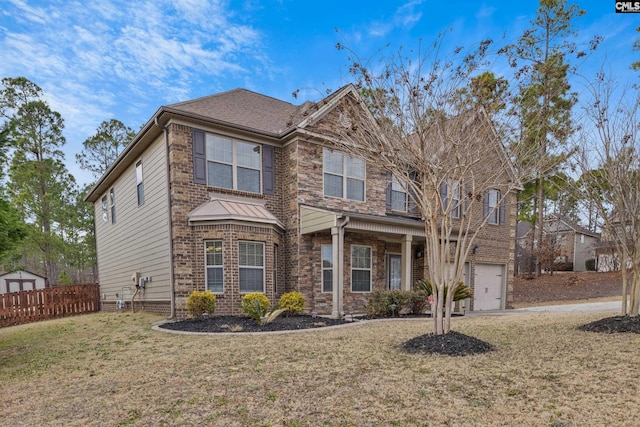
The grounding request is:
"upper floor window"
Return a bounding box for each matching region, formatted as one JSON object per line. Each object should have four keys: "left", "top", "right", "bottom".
{"left": 205, "top": 240, "right": 224, "bottom": 293}
{"left": 484, "top": 189, "right": 505, "bottom": 225}
{"left": 109, "top": 188, "right": 116, "bottom": 224}
{"left": 136, "top": 160, "right": 144, "bottom": 206}
{"left": 441, "top": 179, "right": 461, "bottom": 218}
{"left": 101, "top": 196, "right": 108, "bottom": 222}
{"left": 390, "top": 175, "right": 408, "bottom": 212}
{"left": 323, "top": 148, "right": 365, "bottom": 201}
{"left": 206, "top": 134, "right": 261, "bottom": 193}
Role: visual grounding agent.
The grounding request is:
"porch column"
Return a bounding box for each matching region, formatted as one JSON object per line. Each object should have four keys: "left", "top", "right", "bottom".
{"left": 401, "top": 234, "right": 413, "bottom": 291}
{"left": 331, "top": 226, "right": 341, "bottom": 318}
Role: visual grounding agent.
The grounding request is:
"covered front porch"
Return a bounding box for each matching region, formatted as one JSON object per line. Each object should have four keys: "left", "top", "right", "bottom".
{"left": 300, "top": 206, "right": 426, "bottom": 317}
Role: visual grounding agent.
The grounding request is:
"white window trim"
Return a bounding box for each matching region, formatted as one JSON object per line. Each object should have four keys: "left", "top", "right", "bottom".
{"left": 136, "top": 160, "right": 144, "bottom": 206}
{"left": 322, "top": 148, "right": 366, "bottom": 202}
{"left": 206, "top": 134, "right": 262, "bottom": 193}
{"left": 101, "top": 195, "right": 108, "bottom": 222}
{"left": 351, "top": 245, "right": 372, "bottom": 293}
{"left": 238, "top": 241, "right": 265, "bottom": 294}
{"left": 390, "top": 175, "right": 408, "bottom": 212}
{"left": 205, "top": 240, "right": 224, "bottom": 294}
{"left": 487, "top": 188, "right": 500, "bottom": 225}
{"left": 321, "top": 244, "right": 333, "bottom": 293}
{"left": 109, "top": 188, "right": 116, "bottom": 224}
{"left": 273, "top": 244, "right": 278, "bottom": 295}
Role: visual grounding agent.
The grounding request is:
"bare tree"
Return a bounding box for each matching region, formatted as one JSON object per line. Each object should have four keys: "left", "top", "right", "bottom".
{"left": 577, "top": 74, "right": 640, "bottom": 316}
{"left": 315, "top": 38, "right": 545, "bottom": 335}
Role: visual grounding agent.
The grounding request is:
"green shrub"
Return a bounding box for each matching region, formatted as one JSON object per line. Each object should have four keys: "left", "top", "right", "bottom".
{"left": 585, "top": 258, "right": 596, "bottom": 271}
{"left": 185, "top": 290, "right": 216, "bottom": 318}
{"left": 406, "top": 290, "right": 429, "bottom": 315}
{"left": 279, "top": 291, "right": 305, "bottom": 315}
{"left": 240, "top": 292, "right": 271, "bottom": 323}
{"left": 416, "top": 279, "right": 472, "bottom": 304}
{"left": 366, "top": 290, "right": 411, "bottom": 318}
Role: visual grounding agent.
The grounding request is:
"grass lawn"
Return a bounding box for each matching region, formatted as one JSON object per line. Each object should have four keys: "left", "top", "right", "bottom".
{"left": 1, "top": 311, "right": 638, "bottom": 426}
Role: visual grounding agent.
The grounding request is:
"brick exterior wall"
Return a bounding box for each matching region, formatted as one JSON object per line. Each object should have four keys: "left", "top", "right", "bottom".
{"left": 160, "top": 111, "right": 516, "bottom": 318}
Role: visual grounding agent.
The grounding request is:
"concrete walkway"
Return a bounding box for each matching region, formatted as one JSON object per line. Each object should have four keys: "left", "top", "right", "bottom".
{"left": 467, "top": 300, "right": 621, "bottom": 317}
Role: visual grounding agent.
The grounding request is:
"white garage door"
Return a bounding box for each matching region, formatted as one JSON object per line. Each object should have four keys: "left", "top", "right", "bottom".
{"left": 474, "top": 264, "right": 504, "bottom": 311}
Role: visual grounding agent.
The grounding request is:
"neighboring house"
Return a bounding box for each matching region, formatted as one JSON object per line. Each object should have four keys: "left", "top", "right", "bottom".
{"left": 85, "top": 85, "right": 518, "bottom": 318}
{"left": 516, "top": 216, "right": 600, "bottom": 273}
{"left": 596, "top": 219, "right": 633, "bottom": 272}
{"left": 0, "top": 270, "right": 48, "bottom": 294}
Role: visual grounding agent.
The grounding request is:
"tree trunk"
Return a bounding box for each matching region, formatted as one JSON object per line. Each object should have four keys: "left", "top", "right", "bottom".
{"left": 535, "top": 179, "right": 544, "bottom": 277}
{"left": 631, "top": 267, "right": 640, "bottom": 317}
{"left": 621, "top": 253, "right": 628, "bottom": 316}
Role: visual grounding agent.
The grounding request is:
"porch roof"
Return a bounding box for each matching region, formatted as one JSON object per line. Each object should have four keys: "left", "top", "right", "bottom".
{"left": 300, "top": 205, "right": 426, "bottom": 239}
{"left": 189, "top": 194, "right": 284, "bottom": 229}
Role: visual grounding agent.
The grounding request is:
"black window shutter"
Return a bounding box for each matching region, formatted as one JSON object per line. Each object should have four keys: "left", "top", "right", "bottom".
{"left": 263, "top": 145, "right": 275, "bottom": 195}
{"left": 499, "top": 191, "right": 506, "bottom": 225}
{"left": 192, "top": 129, "right": 206, "bottom": 185}
{"left": 385, "top": 171, "right": 392, "bottom": 210}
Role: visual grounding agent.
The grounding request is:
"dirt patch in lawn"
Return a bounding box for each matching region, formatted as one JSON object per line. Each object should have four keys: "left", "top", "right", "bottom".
{"left": 512, "top": 270, "right": 623, "bottom": 307}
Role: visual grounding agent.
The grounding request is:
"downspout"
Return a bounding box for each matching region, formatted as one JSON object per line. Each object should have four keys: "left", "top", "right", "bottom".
{"left": 156, "top": 116, "right": 176, "bottom": 319}
{"left": 337, "top": 215, "right": 350, "bottom": 317}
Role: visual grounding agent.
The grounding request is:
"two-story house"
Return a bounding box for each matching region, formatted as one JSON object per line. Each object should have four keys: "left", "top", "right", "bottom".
{"left": 85, "top": 85, "right": 517, "bottom": 318}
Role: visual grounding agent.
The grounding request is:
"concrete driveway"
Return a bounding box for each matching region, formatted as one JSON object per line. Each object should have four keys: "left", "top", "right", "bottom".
{"left": 468, "top": 300, "right": 621, "bottom": 317}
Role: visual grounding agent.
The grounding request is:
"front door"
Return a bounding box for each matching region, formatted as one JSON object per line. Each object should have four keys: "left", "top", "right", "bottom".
{"left": 388, "top": 254, "right": 402, "bottom": 290}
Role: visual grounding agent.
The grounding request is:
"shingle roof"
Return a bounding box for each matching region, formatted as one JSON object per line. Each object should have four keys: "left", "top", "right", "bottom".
{"left": 165, "top": 88, "right": 308, "bottom": 135}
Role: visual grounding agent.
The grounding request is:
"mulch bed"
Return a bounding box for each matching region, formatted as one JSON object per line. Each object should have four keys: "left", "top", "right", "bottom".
{"left": 578, "top": 316, "right": 640, "bottom": 334}
{"left": 400, "top": 330, "right": 496, "bottom": 356}
{"left": 161, "top": 314, "right": 495, "bottom": 357}
{"left": 159, "top": 314, "right": 352, "bottom": 333}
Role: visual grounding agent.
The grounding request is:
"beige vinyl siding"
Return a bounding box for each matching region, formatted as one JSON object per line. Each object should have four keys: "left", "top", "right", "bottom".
{"left": 94, "top": 135, "right": 171, "bottom": 302}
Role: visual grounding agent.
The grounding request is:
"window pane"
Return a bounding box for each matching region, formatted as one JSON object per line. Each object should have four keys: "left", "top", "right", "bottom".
{"left": 489, "top": 189, "right": 499, "bottom": 208}
{"left": 207, "top": 135, "right": 233, "bottom": 163}
{"left": 321, "top": 245, "right": 333, "bottom": 268}
{"left": 391, "top": 190, "right": 406, "bottom": 211}
{"left": 207, "top": 267, "right": 223, "bottom": 293}
{"left": 208, "top": 162, "right": 233, "bottom": 188}
{"left": 237, "top": 142, "right": 261, "bottom": 169}
{"left": 346, "top": 156, "right": 365, "bottom": 179}
{"left": 136, "top": 162, "right": 143, "bottom": 183}
{"left": 351, "top": 270, "right": 371, "bottom": 292}
{"left": 239, "top": 242, "right": 264, "bottom": 267}
{"left": 346, "top": 178, "right": 364, "bottom": 201}
{"left": 324, "top": 149, "right": 343, "bottom": 174}
{"left": 351, "top": 246, "right": 371, "bottom": 269}
{"left": 324, "top": 174, "right": 343, "bottom": 197}
{"left": 137, "top": 183, "right": 144, "bottom": 206}
{"left": 237, "top": 167, "right": 260, "bottom": 193}
{"left": 206, "top": 241, "right": 223, "bottom": 266}
{"left": 240, "top": 268, "right": 264, "bottom": 292}
{"left": 322, "top": 270, "right": 333, "bottom": 293}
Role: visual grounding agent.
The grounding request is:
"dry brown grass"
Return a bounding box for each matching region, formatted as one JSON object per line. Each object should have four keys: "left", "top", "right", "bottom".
{"left": 1, "top": 311, "right": 639, "bottom": 426}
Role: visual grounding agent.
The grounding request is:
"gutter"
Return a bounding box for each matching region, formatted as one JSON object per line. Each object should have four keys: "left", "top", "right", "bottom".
{"left": 156, "top": 116, "right": 176, "bottom": 319}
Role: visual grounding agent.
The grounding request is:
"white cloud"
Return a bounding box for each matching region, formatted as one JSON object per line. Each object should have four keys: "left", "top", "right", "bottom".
{"left": 0, "top": 0, "right": 272, "bottom": 185}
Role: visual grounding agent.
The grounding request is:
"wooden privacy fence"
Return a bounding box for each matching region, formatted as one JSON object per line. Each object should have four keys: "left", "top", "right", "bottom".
{"left": 0, "top": 284, "right": 100, "bottom": 327}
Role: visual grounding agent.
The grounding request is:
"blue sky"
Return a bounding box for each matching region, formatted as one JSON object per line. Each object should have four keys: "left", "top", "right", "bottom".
{"left": 1, "top": 0, "right": 637, "bottom": 186}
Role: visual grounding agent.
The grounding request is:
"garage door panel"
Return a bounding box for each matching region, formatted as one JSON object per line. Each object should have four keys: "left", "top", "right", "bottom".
{"left": 474, "top": 264, "right": 503, "bottom": 311}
